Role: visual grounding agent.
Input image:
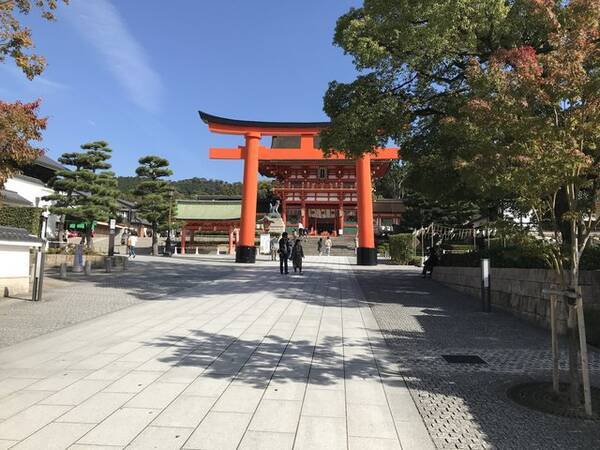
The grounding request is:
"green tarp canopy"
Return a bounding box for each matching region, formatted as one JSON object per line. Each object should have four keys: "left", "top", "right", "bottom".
{"left": 176, "top": 200, "right": 241, "bottom": 221}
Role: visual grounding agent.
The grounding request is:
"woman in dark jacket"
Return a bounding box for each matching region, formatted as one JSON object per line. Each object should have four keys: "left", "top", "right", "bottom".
{"left": 291, "top": 238, "right": 305, "bottom": 273}
{"left": 317, "top": 237, "right": 323, "bottom": 256}
{"left": 278, "top": 232, "right": 291, "bottom": 274}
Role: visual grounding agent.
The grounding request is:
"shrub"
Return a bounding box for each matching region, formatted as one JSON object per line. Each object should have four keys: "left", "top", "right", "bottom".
{"left": 581, "top": 245, "right": 600, "bottom": 271}
{"left": 0, "top": 206, "right": 42, "bottom": 235}
{"left": 389, "top": 233, "right": 415, "bottom": 264}
{"left": 439, "top": 240, "right": 550, "bottom": 269}
{"left": 409, "top": 256, "right": 423, "bottom": 267}
{"left": 378, "top": 242, "right": 390, "bottom": 255}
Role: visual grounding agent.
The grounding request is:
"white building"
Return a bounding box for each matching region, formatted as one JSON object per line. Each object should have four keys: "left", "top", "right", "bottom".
{"left": 1, "top": 155, "right": 64, "bottom": 239}
{"left": 0, "top": 226, "right": 42, "bottom": 296}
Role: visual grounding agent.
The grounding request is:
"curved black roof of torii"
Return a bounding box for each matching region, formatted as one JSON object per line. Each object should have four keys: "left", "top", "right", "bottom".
{"left": 198, "top": 111, "right": 331, "bottom": 129}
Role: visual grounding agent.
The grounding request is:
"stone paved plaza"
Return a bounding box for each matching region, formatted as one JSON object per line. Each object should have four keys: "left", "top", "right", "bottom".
{"left": 0, "top": 256, "right": 433, "bottom": 449}
{"left": 0, "top": 256, "right": 598, "bottom": 449}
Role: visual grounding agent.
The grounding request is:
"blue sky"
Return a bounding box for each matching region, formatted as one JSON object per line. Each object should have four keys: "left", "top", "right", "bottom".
{"left": 1, "top": 0, "right": 362, "bottom": 182}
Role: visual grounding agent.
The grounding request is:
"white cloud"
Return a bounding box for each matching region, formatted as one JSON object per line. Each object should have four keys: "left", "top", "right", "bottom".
{"left": 0, "top": 64, "right": 68, "bottom": 92}
{"left": 66, "top": 0, "right": 163, "bottom": 112}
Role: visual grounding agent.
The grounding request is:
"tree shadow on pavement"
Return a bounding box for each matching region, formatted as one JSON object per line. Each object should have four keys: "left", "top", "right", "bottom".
{"left": 354, "top": 267, "right": 600, "bottom": 450}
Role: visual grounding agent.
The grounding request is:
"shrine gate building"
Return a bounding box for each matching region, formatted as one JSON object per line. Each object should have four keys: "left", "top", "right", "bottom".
{"left": 199, "top": 111, "right": 400, "bottom": 266}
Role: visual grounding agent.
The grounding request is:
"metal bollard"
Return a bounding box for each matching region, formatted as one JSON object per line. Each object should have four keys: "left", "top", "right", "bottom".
{"left": 84, "top": 260, "right": 92, "bottom": 275}
{"left": 104, "top": 256, "right": 112, "bottom": 273}
{"left": 122, "top": 256, "right": 128, "bottom": 271}
{"left": 480, "top": 258, "right": 491, "bottom": 312}
{"left": 60, "top": 263, "right": 68, "bottom": 278}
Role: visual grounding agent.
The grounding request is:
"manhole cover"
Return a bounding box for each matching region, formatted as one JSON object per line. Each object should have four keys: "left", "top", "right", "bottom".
{"left": 442, "top": 354, "right": 487, "bottom": 364}
{"left": 507, "top": 382, "right": 600, "bottom": 420}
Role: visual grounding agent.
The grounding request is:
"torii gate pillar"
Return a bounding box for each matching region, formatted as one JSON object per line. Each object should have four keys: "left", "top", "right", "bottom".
{"left": 356, "top": 155, "right": 377, "bottom": 265}
{"left": 236, "top": 132, "right": 260, "bottom": 263}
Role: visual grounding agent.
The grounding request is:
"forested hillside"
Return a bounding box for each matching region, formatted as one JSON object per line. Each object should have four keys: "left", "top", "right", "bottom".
{"left": 117, "top": 177, "right": 275, "bottom": 201}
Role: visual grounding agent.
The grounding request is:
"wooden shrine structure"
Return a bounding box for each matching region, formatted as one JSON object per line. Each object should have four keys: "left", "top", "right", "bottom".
{"left": 199, "top": 111, "right": 399, "bottom": 265}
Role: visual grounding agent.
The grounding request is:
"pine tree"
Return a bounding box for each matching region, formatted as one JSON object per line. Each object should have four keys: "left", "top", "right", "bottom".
{"left": 134, "top": 156, "right": 173, "bottom": 255}
{"left": 46, "top": 141, "right": 118, "bottom": 249}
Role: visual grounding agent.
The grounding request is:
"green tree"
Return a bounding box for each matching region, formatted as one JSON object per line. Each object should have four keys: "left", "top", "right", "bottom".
{"left": 134, "top": 156, "right": 173, "bottom": 256}
{"left": 0, "top": 99, "right": 47, "bottom": 191}
{"left": 1, "top": 0, "right": 69, "bottom": 79}
{"left": 46, "top": 141, "right": 118, "bottom": 249}
{"left": 323, "top": 1, "right": 600, "bottom": 407}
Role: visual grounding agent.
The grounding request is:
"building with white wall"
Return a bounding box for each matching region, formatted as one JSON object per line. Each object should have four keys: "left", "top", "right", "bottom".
{"left": 1, "top": 155, "right": 64, "bottom": 239}
{"left": 0, "top": 226, "right": 42, "bottom": 296}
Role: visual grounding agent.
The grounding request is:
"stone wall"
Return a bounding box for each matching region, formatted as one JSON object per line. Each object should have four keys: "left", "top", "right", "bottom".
{"left": 432, "top": 267, "right": 600, "bottom": 334}
{"left": 44, "top": 254, "right": 127, "bottom": 270}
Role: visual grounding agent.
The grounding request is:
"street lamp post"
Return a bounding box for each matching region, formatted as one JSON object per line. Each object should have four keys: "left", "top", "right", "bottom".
{"left": 32, "top": 210, "right": 49, "bottom": 302}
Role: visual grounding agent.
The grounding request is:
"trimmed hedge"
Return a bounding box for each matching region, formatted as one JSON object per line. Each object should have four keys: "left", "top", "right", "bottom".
{"left": 0, "top": 206, "right": 42, "bottom": 235}
{"left": 440, "top": 243, "right": 600, "bottom": 270}
{"left": 389, "top": 233, "right": 415, "bottom": 264}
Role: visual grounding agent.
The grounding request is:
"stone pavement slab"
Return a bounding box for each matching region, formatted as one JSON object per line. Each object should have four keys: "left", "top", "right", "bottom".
{"left": 356, "top": 264, "right": 600, "bottom": 450}
{"left": 0, "top": 256, "right": 432, "bottom": 449}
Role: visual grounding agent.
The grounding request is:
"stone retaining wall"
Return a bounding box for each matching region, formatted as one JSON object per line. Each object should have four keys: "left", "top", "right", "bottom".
{"left": 432, "top": 266, "right": 600, "bottom": 334}
{"left": 44, "top": 254, "right": 127, "bottom": 269}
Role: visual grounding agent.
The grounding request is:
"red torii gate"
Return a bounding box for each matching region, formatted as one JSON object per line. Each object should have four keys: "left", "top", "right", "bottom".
{"left": 199, "top": 111, "right": 399, "bottom": 265}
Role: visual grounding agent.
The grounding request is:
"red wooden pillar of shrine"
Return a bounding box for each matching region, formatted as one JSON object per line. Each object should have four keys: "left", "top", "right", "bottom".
{"left": 356, "top": 155, "right": 377, "bottom": 265}
{"left": 237, "top": 132, "right": 260, "bottom": 263}
{"left": 180, "top": 225, "right": 187, "bottom": 255}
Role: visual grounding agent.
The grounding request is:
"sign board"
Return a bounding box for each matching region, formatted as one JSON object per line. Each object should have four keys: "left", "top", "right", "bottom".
{"left": 260, "top": 234, "right": 271, "bottom": 254}
{"left": 308, "top": 208, "right": 336, "bottom": 219}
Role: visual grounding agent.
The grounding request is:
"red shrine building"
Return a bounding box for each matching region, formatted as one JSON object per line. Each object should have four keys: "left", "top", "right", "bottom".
{"left": 198, "top": 111, "right": 401, "bottom": 266}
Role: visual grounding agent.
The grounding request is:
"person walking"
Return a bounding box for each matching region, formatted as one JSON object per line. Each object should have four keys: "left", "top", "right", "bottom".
{"left": 278, "top": 232, "right": 291, "bottom": 274}
{"left": 422, "top": 246, "right": 438, "bottom": 278}
{"left": 317, "top": 237, "right": 324, "bottom": 256}
{"left": 291, "top": 238, "right": 305, "bottom": 274}
{"left": 325, "top": 236, "right": 332, "bottom": 256}
{"left": 127, "top": 232, "right": 138, "bottom": 259}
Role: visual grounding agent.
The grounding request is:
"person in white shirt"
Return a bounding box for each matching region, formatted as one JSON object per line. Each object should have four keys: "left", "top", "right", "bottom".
{"left": 298, "top": 221, "right": 305, "bottom": 236}
{"left": 127, "top": 232, "right": 138, "bottom": 259}
{"left": 325, "top": 236, "right": 332, "bottom": 256}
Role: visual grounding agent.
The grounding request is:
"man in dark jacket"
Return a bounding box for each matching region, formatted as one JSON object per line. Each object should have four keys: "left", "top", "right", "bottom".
{"left": 279, "top": 232, "right": 291, "bottom": 274}
{"left": 422, "top": 246, "right": 439, "bottom": 278}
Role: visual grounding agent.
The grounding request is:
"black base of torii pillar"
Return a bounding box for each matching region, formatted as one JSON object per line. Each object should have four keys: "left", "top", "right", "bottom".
{"left": 236, "top": 246, "right": 256, "bottom": 264}
{"left": 357, "top": 248, "right": 378, "bottom": 266}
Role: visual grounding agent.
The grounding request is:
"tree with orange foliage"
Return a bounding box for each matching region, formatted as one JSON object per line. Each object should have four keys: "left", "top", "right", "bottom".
{"left": 0, "top": 0, "right": 69, "bottom": 79}
{"left": 0, "top": 99, "right": 47, "bottom": 190}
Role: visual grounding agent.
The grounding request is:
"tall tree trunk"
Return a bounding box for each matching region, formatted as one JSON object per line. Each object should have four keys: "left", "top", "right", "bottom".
{"left": 57, "top": 215, "right": 66, "bottom": 247}
{"left": 86, "top": 225, "right": 94, "bottom": 251}
{"left": 567, "top": 215, "right": 581, "bottom": 406}
{"left": 152, "top": 224, "right": 158, "bottom": 256}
